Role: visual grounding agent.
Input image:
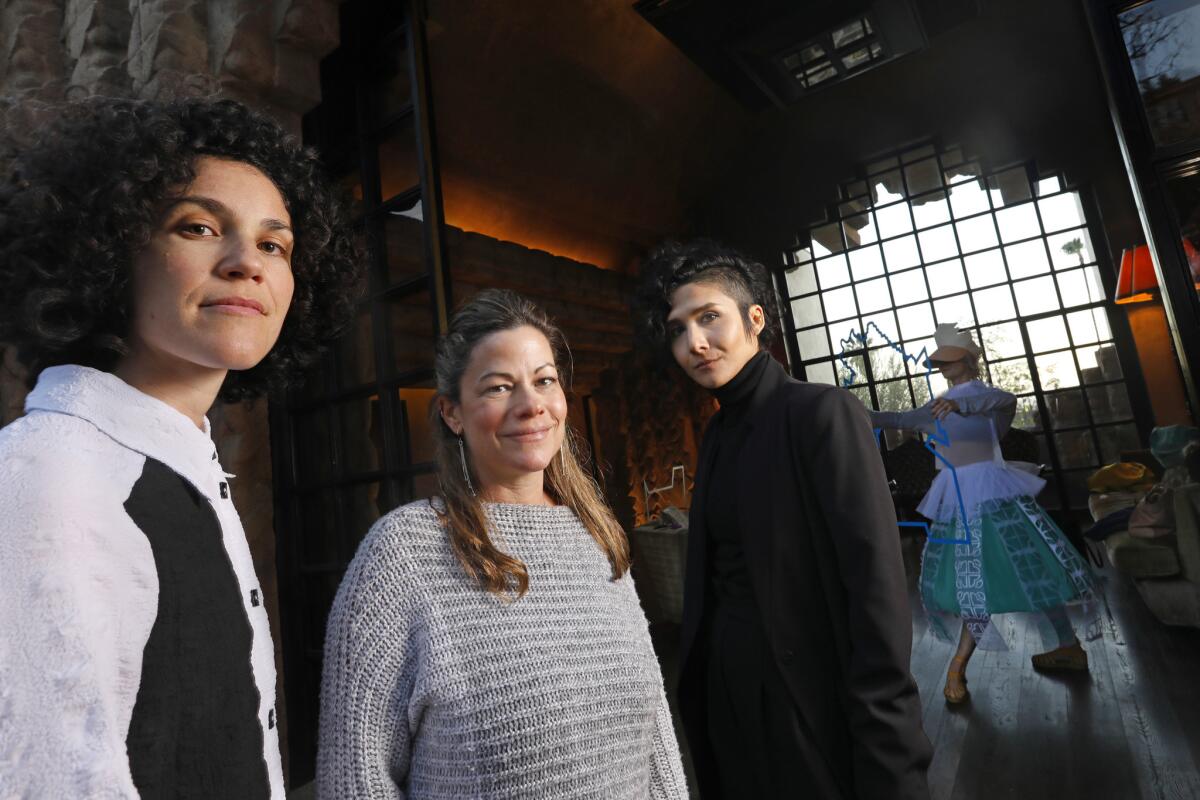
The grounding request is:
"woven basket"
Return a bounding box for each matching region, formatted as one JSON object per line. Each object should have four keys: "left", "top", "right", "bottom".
{"left": 630, "top": 519, "right": 688, "bottom": 625}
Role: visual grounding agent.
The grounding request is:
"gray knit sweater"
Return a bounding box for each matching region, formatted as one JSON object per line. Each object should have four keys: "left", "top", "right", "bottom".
{"left": 317, "top": 500, "right": 688, "bottom": 799}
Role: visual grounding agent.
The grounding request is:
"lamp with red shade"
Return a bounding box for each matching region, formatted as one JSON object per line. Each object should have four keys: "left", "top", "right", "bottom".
{"left": 1114, "top": 245, "right": 1157, "bottom": 304}
{"left": 1115, "top": 240, "right": 1200, "bottom": 304}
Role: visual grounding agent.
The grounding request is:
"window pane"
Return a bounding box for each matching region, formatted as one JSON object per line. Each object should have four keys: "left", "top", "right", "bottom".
{"left": 964, "top": 249, "right": 1008, "bottom": 288}
{"left": 836, "top": 354, "right": 867, "bottom": 386}
{"left": 1035, "top": 349, "right": 1081, "bottom": 390}
{"left": 1037, "top": 192, "right": 1086, "bottom": 233}
{"left": 806, "top": 360, "right": 836, "bottom": 385}
{"left": 918, "top": 224, "right": 959, "bottom": 262}
{"left": 396, "top": 387, "right": 437, "bottom": 464}
{"left": 791, "top": 245, "right": 814, "bottom": 264}
{"left": 784, "top": 263, "right": 818, "bottom": 296}
{"left": 934, "top": 293, "right": 975, "bottom": 327}
{"left": 812, "top": 222, "right": 845, "bottom": 255}
{"left": 300, "top": 489, "right": 339, "bottom": 565}
{"left": 890, "top": 268, "right": 929, "bottom": 305}
{"left": 795, "top": 326, "right": 831, "bottom": 360}
{"left": 875, "top": 201, "right": 914, "bottom": 238}
{"left": 843, "top": 212, "right": 879, "bottom": 247}
{"left": 870, "top": 348, "right": 908, "bottom": 381}
{"left": 1097, "top": 423, "right": 1140, "bottom": 464}
{"left": 368, "top": 38, "right": 412, "bottom": 124}
{"left": 832, "top": 18, "right": 867, "bottom": 47}
{"left": 336, "top": 395, "right": 384, "bottom": 475}
{"left": 990, "top": 356, "right": 1034, "bottom": 394}
{"left": 849, "top": 244, "right": 886, "bottom": 280}
{"left": 843, "top": 179, "right": 868, "bottom": 199}
{"left": 829, "top": 322, "right": 862, "bottom": 355}
{"left": 1004, "top": 239, "right": 1052, "bottom": 279}
{"left": 1013, "top": 275, "right": 1060, "bottom": 315}
{"left": 337, "top": 307, "right": 377, "bottom": 389}
{"left": 955, "top": 215, "right": 999, "bottom": 253}
{"left": 911, "top": 377, "right": 933, "bottom": 406}
{"left": 860, "top": 310, "right": 900, "bottom": 344}
{"left": 1037, "top": 176, "right": 1062, "bottom": 196}
{"left": 1055, "top": 430, "right": 1097, "bottom": 469}
{"left": 883, "top": 234, "right": 921, "bottom": 271}
{"left": 897, "top": 303, "right": 936, "bottom": 338}
{"left": 817, "top": 253, "right": 851, "bottom": 288}
{"left": 912, "top": 191, "right": 951, "bottom": 229}
{"left": 1077, "top": 343, "right": 1124, "bottom": 383}
{"left": 378, "top": 121, "right": 420, "bottom": 201}
{"left": 791, "top": 294, "right": 824, "bottom": 326}
{"left": 905, "top": 157, "right": 943, "bottom": 195}
{"left": 1026, "top": 315, "right": 1071, "bottom": 353}
{"left": 1066, "top": 308, "right": 1112, "bottom": 345}
{"left": 384, "top": 207, "right": 427, "bottom": 287}
{"left": 343, "top": 482, "right": 386, "bottom": 553}
{"left": 388, "top": 290, "right": 436, "bottom": 376}
{"left": 1045, "top": 388, "right": 1088, "bottom": 429}
{"left": 946, "top": 161, "right": 983, "bottom": 186}
{"left": 1047, "top": 228, "right": 1095, "bottom": 269}
{"left": 949, "top": 178, "right": 990, "bottom": 218}
{"left": 1056, "top": 266, "right": 1107, "bottom": 307}
{"left": 925, "top": 258, "right": 968, "bottom": 296}
{"left": 872, "top": 169, "right": 905, "bottom": 203}
{"left": 988, "top": 167, "right": 1032, "bottom": 208}
{"left": 295, "top": 409, "right": 335, "bottom": 485}
{"left": 856, "top": 276, "right": 893, "bottom": 313}
{"left": 1015, "top": 394, "right": 1041, "bottom": 431}
{"left": 996, "top": 202, "right": 1042, "bottom": 243}
{"left": 1088, "top": 383, "right": 1133, "bottom": 424}
{"left": 980, "top": 321, "right": 1025, "bottom": 359}
{"left": 874, "top": 376, "right": 912, "bottom": 408}
{"left": 823, "top": 286, "right": 858, "bottom": 321}
{"left": 973, "top": 285, "right": 1017, "bottom": 323}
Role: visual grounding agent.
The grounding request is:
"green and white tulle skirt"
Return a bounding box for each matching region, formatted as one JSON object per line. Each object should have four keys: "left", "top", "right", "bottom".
{"left": 919, "top": 489, "right": 1099, "bottom": 651}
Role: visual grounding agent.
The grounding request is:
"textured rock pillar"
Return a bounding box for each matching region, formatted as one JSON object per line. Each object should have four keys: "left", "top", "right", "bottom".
{"left": 0, "top": 0, "right": 344, "bottom": 783}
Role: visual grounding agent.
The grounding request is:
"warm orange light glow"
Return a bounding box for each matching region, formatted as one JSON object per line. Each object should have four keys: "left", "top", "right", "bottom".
{"left": 439, "top": 171, "right": 631, "bottom": 271}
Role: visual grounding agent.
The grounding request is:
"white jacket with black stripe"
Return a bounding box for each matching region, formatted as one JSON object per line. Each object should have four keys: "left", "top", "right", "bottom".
{"left": 0, "top": 365, "right": 284, "bottom": 798}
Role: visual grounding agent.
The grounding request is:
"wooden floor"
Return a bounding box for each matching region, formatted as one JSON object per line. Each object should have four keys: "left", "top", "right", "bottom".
{"left": 904, "top": 534, "right": 1200, "bottom": 800}
{"left": 653, "top": 533, "right": 1200, "bottom": 799}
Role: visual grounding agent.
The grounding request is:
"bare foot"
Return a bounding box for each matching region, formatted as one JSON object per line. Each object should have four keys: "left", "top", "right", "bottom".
{"left": 944, "top": 655, "right": 970, "bottom": 704}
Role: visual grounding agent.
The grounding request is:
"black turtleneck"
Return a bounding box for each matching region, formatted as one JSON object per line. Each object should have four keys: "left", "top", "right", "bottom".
{"left": 704, "top": 350, "right": 772, "bottom": 612}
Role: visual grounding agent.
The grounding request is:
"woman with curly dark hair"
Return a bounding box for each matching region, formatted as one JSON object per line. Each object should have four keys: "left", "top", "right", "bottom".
{"left": 0, "top": 96, "right": 361, "bottom": 798}
{"left": 634, "top": 239, "right": 930, "bottom": 800}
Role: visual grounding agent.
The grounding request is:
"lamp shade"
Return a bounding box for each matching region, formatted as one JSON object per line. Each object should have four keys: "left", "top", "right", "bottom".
{"left": 1114, "top": 244, "right": 1158, "bottom": 304}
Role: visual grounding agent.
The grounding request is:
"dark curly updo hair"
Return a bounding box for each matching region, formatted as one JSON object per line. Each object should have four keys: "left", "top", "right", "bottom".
{"left": 634, "top": 238, "right": 779, "bottom": 357}
{"left": 0, "top": 96, "right": 364, "bottom": 401}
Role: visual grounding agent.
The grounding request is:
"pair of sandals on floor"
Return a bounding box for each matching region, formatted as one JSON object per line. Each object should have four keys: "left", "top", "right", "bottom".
{"left": 943, "top": 642, "right": 1089, "bottom": 704}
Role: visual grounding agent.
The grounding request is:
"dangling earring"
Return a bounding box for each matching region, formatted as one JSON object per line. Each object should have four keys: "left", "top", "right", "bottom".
{"left": 457, "top": 435, "right": 476, "bottom": 496}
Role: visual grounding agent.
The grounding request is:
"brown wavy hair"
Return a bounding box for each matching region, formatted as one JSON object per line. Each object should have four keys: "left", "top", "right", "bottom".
{"left": 432, "top": 289, "right": 629, "bottom": 597}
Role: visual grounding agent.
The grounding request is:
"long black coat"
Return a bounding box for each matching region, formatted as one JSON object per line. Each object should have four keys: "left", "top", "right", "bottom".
{"left": 679, "top": 357, "right": 932, "bottom": 799}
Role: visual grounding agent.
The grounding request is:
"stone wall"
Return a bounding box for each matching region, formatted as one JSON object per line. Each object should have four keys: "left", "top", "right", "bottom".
{"left": 0, "top": 0, "right": 343, "bottom": 781}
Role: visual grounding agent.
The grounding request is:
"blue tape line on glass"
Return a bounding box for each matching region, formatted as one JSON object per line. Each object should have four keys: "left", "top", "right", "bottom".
{"left": 836, "top": 322, "right": 971, "bottom": 545}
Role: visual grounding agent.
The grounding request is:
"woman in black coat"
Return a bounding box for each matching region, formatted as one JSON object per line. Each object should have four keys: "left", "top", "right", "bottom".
{"left": 635, "top": 240, "right": 932, "bottom": 800}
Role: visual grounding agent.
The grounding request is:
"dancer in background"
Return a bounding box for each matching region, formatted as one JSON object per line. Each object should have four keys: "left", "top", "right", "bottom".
{"left": 635, "top": 239, "right": 930, "bottom": 800}
{"left": 0, "top": 97, "right": 361, "bottom": 797}
{"left": 868, "top": 323, "right": 1097, "bottom": 704}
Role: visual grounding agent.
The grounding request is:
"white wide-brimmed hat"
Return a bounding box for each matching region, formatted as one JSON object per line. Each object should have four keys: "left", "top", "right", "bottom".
{"left": 925, "top": 323, "right": 982, "bottom": 365}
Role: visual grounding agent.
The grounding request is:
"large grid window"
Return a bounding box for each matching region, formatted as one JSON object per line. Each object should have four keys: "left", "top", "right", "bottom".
{"left": 778, "top": 142, "right": 1145, "bottom": 511}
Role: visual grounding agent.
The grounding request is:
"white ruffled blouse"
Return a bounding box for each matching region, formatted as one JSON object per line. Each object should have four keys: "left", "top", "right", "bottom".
{"left": 868, "top": 380, "right": 1045, "bottom": 522}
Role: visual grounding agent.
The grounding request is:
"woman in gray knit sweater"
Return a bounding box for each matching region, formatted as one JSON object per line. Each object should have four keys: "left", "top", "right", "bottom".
{"left": 317, "top": 290, "right": 687, "bottom": 799}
